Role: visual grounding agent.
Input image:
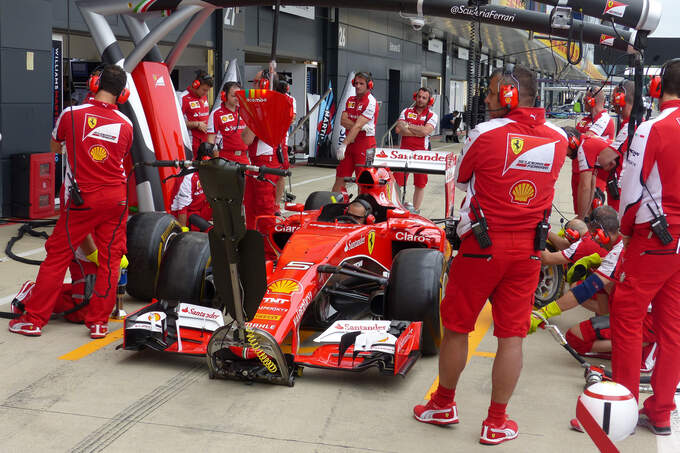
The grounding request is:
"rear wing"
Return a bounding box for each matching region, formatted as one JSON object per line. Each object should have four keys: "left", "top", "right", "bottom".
{"left": 365, "top": 148, "right": 458, "bottom": 218}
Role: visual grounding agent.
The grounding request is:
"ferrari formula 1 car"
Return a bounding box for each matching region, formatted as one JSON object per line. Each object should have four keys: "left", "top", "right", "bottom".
{"left": 123, "top": 147, "right": 457, "bottom": 386}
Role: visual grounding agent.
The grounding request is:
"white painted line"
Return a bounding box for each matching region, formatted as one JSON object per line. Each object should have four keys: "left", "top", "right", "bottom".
{"left": 657, "top": 394, "right": 680, "bottom": 453}
{"left": 0, "top": 246, "right": 46, "bottom": 263}
{"left": 291, "top": 174, "right": 335, "bottom": 188}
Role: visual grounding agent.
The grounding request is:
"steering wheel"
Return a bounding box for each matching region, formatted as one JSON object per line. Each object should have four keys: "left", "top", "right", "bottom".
{"left": 335, "top": 215, "right": 361, "bottom": 224}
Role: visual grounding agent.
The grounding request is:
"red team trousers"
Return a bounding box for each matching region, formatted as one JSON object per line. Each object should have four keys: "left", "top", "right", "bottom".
{"left": 611, "top": 224, "right": 680, "bottom": 425}
{"left": 23, "top": 187, "right": 127, "bottom": 327}
{"left": 442, "top": 231, "right": 541, "bottom": 338}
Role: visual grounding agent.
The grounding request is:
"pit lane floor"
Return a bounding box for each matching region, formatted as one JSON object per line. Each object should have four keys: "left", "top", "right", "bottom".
{"left": 0, "top": 136, "right": 677, "bottom": 452}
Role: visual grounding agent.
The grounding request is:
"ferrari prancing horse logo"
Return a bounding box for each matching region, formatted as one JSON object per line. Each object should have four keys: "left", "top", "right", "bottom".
{"left": 88, "top": 117, "right": 97, "bottom": 129}
{"left": 367, "top": 231, "right": 376, "bottom": 254}
{"left": 511, "top": 138, "right": 524, "bottom": 155}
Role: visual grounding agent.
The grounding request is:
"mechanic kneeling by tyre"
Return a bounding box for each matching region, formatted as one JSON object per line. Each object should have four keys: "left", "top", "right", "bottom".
{"left": 412, "top": 64, "right": 568, "bottom": 445}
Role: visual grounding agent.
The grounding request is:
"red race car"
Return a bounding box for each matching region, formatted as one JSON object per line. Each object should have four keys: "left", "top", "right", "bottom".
{"left": 123, "top": 93, "right": 458, "bottom": 386}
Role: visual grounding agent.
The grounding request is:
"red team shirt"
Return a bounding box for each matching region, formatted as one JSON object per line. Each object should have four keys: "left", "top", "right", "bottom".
{"left": 619, "top": 100, "right": 680, "bottom": 235}
{"left": 577, "top": 136, "right": 612, "bottom": 174}
{"left": 561, "top": 234, "right": 608, "bottom": 263}
{"left": 180, "top": 89, "right": 210, "bottom": 151}
{"left": 170, "top": 173, "right": 212, "bottom": 228}
{"left": 207, "top": 105, "right": 249, "bottom": 164}
{"left": 345, "top": 93, "right": 379, "bottom": 147}
{"left": 52, "top": 100, "right": 133, "bottom": 195}
{"left": 455, "top": 108, "right": 568, "bottom": 236}
{"left": 398, "top": 106, "right": 439, "bottom": 150}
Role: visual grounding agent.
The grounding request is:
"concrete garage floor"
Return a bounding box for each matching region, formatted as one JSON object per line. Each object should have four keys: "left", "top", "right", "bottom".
{"left": 0, "top": 134, "right": 676, "bottom": 452}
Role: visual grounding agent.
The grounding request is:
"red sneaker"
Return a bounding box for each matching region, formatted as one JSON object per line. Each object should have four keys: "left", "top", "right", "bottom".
{"left": 480, "top": 418, "right": 519, "bottom": 445}
{"left": 10, "top": 281, "right": 35, "bottom": 315}
{"left": 413, "top": 399, "right": 459, "bottom": 425}
{"left": 569, "top": 418, "right": 584, "bottom": 433}
{"left": 88, "top": 323, "right": 109, "bottom": 339}
{"left": 8, "top": 316, "right": 41, "bottom": 337}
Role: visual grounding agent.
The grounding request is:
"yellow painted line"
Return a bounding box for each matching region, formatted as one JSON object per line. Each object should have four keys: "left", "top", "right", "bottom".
{"left": 472, "top": 351, "right": 496, "bottom": 358}
{"left": 59, "top": 326, "right": 124, "bottom": 361}
{"left": 424, "top": 301, "right": 493, "bottom": 400}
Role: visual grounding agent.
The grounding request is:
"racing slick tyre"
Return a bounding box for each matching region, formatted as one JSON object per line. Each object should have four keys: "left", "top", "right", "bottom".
{"left": 127, "top": 212, "right": 183, "bottom": 301}
{"left": 156, "top": 232, "right": 213, "bottom": 305}
{"left": 534, "top": 243, "right": 565, "bottom": 309}
{"left": 386, "top": 249, "right": 444, "bottom": 356}
{"left": 304, "top": 191, "right": 344, "bottom": 210}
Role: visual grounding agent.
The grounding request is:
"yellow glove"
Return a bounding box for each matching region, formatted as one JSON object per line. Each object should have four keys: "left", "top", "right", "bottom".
{"left": 566, "top": 253, "right": 602, "bottom": 284}
{"left": 86, "top": 249, "right": 99, "bottom": 266}
{"left": 528, "top": 301, "right": 562, "bottom": 334}
{"left": 120, "top": 254, "right": 129, "bottom": 269}
{"left": 557, "top": 228, "right": 566, "bottom": 238}
{"left": 181, "top": 226, "right": 190, "bottom": 232}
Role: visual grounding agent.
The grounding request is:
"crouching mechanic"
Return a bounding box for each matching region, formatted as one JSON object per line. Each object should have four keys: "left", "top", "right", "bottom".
{"left": 546, "top": 217, "right": 588, "bottom": 251}
{"left": 12, "top": 236, "right": 129, "bottom": 323}
{"left": 412, "top": 64, "right": 567, "bottom": 445}
{"left": 332, "top": 72, "right": 379, "bottom": 192}
{"left": 394, "top": 87, "right": 438, "bottom": 212}
{"left": 9, "top": 64, "right": 133, "bottom": 338}
{"left": 540, "top": 207, "right": 614, "bottom": 267}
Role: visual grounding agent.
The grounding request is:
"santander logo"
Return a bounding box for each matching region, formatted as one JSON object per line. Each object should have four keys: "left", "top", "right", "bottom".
{"left": 335, "top": 322, "right": 386, "bottom": 332}
{"left": 181, "top": 306, "right": 220, "bottom": 320}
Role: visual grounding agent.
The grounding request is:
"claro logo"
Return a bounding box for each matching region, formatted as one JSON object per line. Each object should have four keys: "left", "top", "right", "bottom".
{"left": 395, "top": 231, "right": 427, "bottom": 242}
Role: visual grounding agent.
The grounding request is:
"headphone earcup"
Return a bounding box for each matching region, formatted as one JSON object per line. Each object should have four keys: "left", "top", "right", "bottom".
{"left": 367, "top": 80, "right": 374, "bottom": 90}
{"left": 413, "top": 92, "right": 417, "bottom": 101}
{"left": 595, "top": 228, "right": 610, "bottom": 244}
{"left": 192, "top": 79, "right": 201, "bottom": 90}
{"left": 351, "top": 77, "right": 356, "bottom": 87}
{"left": 613, "top": 92, "right": 626, "bottom": 107}
{"left": 220, "top": 90, "right": 227, "bottom": 103}
{"left": 88, "top": 75, "right": 100, "bottom": 94}
{"left": 117, "top": 87, "right": 130, "bottom": 104}
{"left": 499, "top": 84, "right": 518, "bottom": 109}
{"left": 429, "top": 95, "right": 435, "bottom": 107}
{"left": 650, "top": 76, "right": 662, "bottom": 99}
{"left": 565, "top": 228, "right": 580, "bottom": 243}
{"left": 585, "top": 96, "right": 595, "bottom": 108}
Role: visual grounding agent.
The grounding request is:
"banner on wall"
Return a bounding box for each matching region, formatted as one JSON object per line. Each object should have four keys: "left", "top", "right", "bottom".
{"left": 52, "top": 35, "right": 63, "bottom": 126}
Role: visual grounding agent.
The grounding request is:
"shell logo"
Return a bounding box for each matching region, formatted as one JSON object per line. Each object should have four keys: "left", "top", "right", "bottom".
{"left": 89, "top": 145, "right": 109, "bottom": 162}
{"left": 267, "top": 279, "right": 301, "bottom": 295}
{"left": 146, "top": 313, "right": 161, "bottom": 322}
{"left": 510, "top": 180, "right": 536, "bottom": 205}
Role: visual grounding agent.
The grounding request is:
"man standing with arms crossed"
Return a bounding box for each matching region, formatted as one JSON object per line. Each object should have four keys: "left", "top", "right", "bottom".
{"left": 332, "top": 72, "right": 379, "bottom": 192}
{"left": 394, "top": 87, "right": 438, "bottom": 212}
{"left": 9, "top": 64, "right": 133, "bottom": 339}
{"left": 412, "top": 65, "right": 567, "bottom": 445}
{"left": 611, "top": 60, "right": 680, "bottom": 435}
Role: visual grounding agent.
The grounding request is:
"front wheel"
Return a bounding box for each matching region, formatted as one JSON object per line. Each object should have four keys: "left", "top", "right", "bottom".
{"left": 534, "top": 244, "right": 565, "bottom": 308}
{"left": 386, "top": 249, "right": 444, "bottom": 356}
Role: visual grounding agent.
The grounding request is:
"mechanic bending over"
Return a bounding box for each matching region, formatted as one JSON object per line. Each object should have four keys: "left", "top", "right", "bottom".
{"left": 394, "top": 87, "right": 439, "bottom": 212}
{"left": 332, "top": 72, "right": 379, "bottom": 193}
{"left": 181, "top": 70, "right": 213, "bottom": 154}
{"left": 546, "top": 217, "right": 587, "bottom": 251}
{"left": 207, "top": 81, "right": 250, "bottom": 165}
{"left": 540, "top": 207, "right": 617, "bottom": 266}
{"left": 169, "top": 143, "right": 215, "bottom": 230}
{"left": 568, "top": 127, "right": 615, "bottom": 219}
{"left": 571, "top": 87, "right": 615, "bottom": 214}
{"left": 611, "top": 59, "right": 680, "bottom": 436}
{"left": 413, "top": 64, "right": 567, "bottom": 445}
{"left": 9, "top": 65, "right": 133, "bottom": 339}
{"left": 595, "top": 80, "right": 638, "bottom": 213}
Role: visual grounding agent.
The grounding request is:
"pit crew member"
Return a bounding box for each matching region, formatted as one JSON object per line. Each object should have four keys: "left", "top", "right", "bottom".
{"left": 169, "top": 144, "right": 214, "bottom": 230}
{"left": 394, "top": 87, "right": 438, "bottom": 212}
{"left": 595, "top": 81, "right": 637, "bottom": 212}
{"left": 9, "top": 64, "right": 132, "bottom": 338}
{"left": 546, "top": 217, "right": 588, "bottom": 251}
{"left": 181, "top": 70, "right": 213, "bottom": 154}
{"left": 571, "top": 87, "right": 615, "bottom": 213}
{"left": 540, "top": 208, "right": 612, "bottom": 266}
{"left": 207, "top": 81, "right": 249, "bottom": 165}
{"left": 574, "top": 134, "right": 616, "bottom": 219}
{"left": 413, "top": 65, "right": 568, "bottom": 445}
{"left": 611, "top": 59, "right": 680, "bottom": 435}
{"left": 332, "top": 72, "right": 379, "bottom": 192}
